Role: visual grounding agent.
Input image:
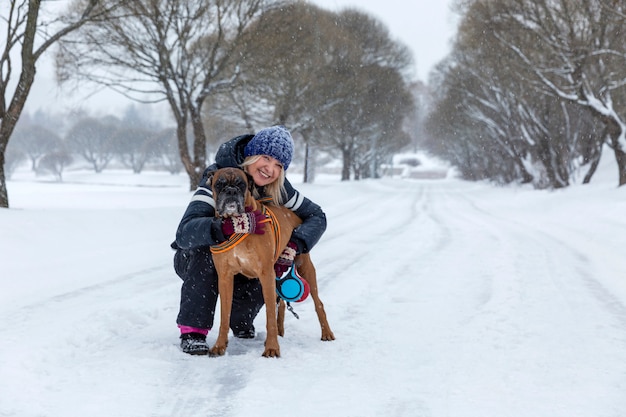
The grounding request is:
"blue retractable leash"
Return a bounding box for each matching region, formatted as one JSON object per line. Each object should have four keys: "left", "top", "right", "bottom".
{"left": 276, "top": 265, "right": 306, "bottom": 302}
{"left": 276, "top": 265, "right": 309, "bottom": 319}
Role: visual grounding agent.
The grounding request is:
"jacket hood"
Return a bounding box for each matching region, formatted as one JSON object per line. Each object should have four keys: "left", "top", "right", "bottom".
{"left": 214, "top": 134, "right": 254, "bottom": 169}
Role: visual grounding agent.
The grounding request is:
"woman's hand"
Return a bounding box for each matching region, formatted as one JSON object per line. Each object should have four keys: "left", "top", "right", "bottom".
{"left": 221, "top": 207, "right": 267, "bottom": 236}
{"left": 274, "top": 241, "right": 298, "bottom": 277}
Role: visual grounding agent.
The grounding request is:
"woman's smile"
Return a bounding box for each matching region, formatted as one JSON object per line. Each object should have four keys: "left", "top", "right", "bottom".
{"left": 248, "top": 155, "right": 282, "bottom": 186}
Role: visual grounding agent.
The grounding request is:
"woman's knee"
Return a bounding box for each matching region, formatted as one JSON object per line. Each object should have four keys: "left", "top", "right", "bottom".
{"left": 175, "top": 248, "right": 216, "bottom": 281}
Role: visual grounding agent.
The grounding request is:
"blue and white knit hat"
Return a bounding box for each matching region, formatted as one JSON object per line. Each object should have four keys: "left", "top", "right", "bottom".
{"left": 244, "top": 125, "right": 294, "bottom": 170}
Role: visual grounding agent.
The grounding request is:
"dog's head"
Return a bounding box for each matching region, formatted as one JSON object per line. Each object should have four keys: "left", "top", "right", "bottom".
{"left": 209, "top": 167, "right": 254, "bottom": 218}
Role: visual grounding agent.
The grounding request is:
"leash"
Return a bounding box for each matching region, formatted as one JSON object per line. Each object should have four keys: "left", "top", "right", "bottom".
{"left": 286, "top": 302, "right": 300, "bottom": 319}
{"left": 276, "top": 297, "right": 300, "bottom": 320}
{"left": 209, "top": 232, "right": 250, "bottom": 254}
{"left": 210, "top": 199, "right": 281, "bottom": 260}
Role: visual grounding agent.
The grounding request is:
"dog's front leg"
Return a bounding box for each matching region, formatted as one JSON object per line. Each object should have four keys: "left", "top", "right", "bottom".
{"left": 210, "top": 271, "right": 234, "bottom": 356}
{"left": 261, "top": 270, "right": 281, "bottom": 357}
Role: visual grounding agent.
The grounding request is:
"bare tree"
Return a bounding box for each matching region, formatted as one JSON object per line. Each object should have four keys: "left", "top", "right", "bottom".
{"left": 57, "top": 0, "right": 266, "bottom": 189}
{"left": 150, "top": 127, "right": 183, "bottom": 174}
{"left": 231, "top": 5, "right": 414, "bottom": 181}
{"left": 492, "top": 0, "right": 626, "bottom": 186}
{"left": 0, "top": 0, "right": 124, "bottom": 208}
{"left": 65, "top": 116, "right": 118, "bottom": 173}
{"left": 221, "top": 2, "right": 342, "bottom": 181}
{"left": 112, "top": 126, "right": 153, "bottom": 174}
{"left": 231, "top": 3, "right": 339, "bottom": 122}
{"left": 315, "top": 9, "right": 414, "bottom": 180}
{"left": 37, "top": 150, "right": 73, "bottom": 182}
{"left": 3, "top": 141, "right": 25, "bottom": 179}
{"left": 11, "top": 123, "right": 63, "bottom": 171}
{"left": 426, "top": 0, "right": 619, "bottom": 188}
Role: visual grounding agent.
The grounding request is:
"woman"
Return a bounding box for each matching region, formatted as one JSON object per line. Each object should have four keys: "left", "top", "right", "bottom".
{"left": 172, "top": 125, "right": 327, "bottom": 355}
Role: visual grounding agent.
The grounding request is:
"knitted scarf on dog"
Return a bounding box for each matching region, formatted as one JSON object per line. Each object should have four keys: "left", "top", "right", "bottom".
{"left": 210, "top": 201, "right": 281, "bottom": 259}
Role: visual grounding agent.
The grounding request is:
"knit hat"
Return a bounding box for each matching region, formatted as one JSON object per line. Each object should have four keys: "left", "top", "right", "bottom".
{"left": 244, "top": 125, "right": 294, "bottom": 170}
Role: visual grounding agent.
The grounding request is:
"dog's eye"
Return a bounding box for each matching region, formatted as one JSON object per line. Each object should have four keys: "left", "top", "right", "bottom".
{"left": 235, "top": 178, "right": 246, "bottom": 191}
{"left": 214, "top": 178, "right": 227, "bottom": 190}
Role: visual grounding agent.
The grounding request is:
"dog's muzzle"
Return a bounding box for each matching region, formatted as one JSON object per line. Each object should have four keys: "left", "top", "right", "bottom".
{"left": 216, "top": 185, "right": 245, "bottom": 217}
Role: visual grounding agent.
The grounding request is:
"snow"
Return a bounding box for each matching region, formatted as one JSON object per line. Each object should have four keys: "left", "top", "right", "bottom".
{"left": 1, "top": 160, "right": 626, "bottom": 417}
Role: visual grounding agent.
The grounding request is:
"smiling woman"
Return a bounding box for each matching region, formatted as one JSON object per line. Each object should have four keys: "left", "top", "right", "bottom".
{"left": 245, "top": 155, "right": 284, "bottom": 186}
{"left": 171, "top": 125, "right": 328, "bottom": 355}
{"left": 240, "top": 126, "right": 293, "bottom": 199}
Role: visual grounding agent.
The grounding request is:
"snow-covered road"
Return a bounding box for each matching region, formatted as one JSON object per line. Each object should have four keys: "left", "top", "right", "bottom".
{"left": 1, "top": 171, "right": 625, "bottom": 417}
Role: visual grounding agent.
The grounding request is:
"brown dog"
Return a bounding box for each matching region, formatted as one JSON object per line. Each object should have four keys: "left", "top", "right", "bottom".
{"left": 208, "top": 167, "right": 334, "bottom": 357}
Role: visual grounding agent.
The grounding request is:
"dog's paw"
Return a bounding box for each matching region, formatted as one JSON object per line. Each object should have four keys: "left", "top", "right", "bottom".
{"left": 321, "top": 330, "right": 336, "bottom": 341}
{"left": 209, "top": 344, "right": 227, "bottom": 357}
{"left": 262, "top": 347, "right": 280, "bottom": 358}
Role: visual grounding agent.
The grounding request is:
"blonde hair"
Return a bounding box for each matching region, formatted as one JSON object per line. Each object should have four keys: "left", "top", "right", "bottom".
{"left": 241, "top": 155, "right": 286, "bottom": 206}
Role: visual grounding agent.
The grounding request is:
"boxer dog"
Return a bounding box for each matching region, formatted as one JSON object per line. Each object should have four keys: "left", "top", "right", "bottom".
{"left": 208, "top": 167, "right": 334, "bottom": 357}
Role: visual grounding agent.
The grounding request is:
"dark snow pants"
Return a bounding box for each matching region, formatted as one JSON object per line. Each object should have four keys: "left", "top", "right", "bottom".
{"left": 174, "top": 246, "right": 265, "bottom": 333}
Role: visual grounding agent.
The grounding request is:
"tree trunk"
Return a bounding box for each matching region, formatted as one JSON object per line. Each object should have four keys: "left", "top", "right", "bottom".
{"left": 537, "top": 135, "right": 567, "bottom": 189}
{"left": 303, "top": 141, "right": 310, "bottom": 184}
{"left": 1, "top": 0, "right": 117, "bottom": 207}
{"left": 515, "top": 156, "right": 534, "bottom": 185}
{"left": 610, "top": 138, "right": 626, "bottom": 187}
{"left": 341, "top": 148, "right": 351, "bottom": 181}
{"left": 175, "top": 120, "right": 203, "bottom": 190}
{"left": 0, "top": 1, "right": 40, "bottom": 208}
{"left": 582, "top": 152, "right": 601, "bottom": 184}
{"left": 602, "top": 118, "right": 626, "bottom": 187}
{"left": 0, "top": 152, "right": 7, "bottom": 209}
{"left": 300, "top": 129, "right": 315, "bottom": 184}
{"left": 189, "top": 106, "right": 208, "bottom": 190}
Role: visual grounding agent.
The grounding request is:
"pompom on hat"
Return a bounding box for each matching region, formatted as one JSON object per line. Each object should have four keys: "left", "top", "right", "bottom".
{"left": 244, "top": 125, "right": 294, "bottom": 170}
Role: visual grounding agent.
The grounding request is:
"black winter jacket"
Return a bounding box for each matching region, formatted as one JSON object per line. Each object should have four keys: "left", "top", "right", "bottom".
{"left": 174, "top": 134, "right": 327, "bottom": 254}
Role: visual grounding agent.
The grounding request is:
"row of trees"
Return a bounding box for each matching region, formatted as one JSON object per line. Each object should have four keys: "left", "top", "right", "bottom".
{"left": 1, "top": 0, "right": 130, "bottom": 207}
{"left": 6, "top": 103, "right": 339, "bottom": 181}
{"left": 424, "top": 0, "right": 626, "bottom": 189}
{"left": 57, "top": 0, "right": 415, "bottom": 185}
{"left": 1, "top": 0, "right": 416, "bottom": 208}
{"left": 6, "top": 108, "right": 182, "bottom": 181}
{"left": 6, "top": 0, "right": 624, "bottom": 209}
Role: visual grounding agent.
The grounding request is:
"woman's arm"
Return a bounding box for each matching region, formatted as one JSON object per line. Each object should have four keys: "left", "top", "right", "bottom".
{"left": 282, "top": 178, "right": 327, "bottom": 254}
{"left": 175, "top": 172, "right": 227, "bottom": 250}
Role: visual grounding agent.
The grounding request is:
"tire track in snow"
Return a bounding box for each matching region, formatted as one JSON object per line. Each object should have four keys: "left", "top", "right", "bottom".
{"left": 0, "top": 263, "right": 181, "bottom": 416}
{"left": 303, "top": 180, "right": 475, "bottom": 417}
{"left": 316, "top": 180, "right": 435, "bottom": 278}
{"left": 424, "top": 184, "right": 626, "bottom": 416}
{"left": 0, "top": 263, "right": 173, "bottom": 337}
{"left": 454, "top": 188, "right": 626, "bottom": 331}
{"left": 151, "top": 353, "right": 257, "bottom": 417}
{"left": 4, "top": 177, "right": 625, "bottom": 417}
{"left": 0, "top": 263, "right": 172, "bottom": 324}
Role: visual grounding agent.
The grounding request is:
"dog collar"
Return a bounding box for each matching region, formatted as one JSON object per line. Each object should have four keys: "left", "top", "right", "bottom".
{"left": 210, "top": 201, "right": 280, "bottom": 258}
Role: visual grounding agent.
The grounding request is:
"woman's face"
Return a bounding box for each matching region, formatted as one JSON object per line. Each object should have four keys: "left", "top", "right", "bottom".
{"left": 247, "top": 155, "right": 283, "bottom": 186}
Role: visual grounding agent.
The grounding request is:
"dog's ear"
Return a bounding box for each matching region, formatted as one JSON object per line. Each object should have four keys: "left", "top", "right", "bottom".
{"left": 204, "top": 170, "right": 217, "bottom": 188}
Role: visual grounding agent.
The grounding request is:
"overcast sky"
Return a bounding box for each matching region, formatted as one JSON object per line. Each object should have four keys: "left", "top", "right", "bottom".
{"left": 312, "top": 0, "right": 458, "bottom": 82}
{"left": 26, "top": 1, "right": 458, "bottom": 116}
